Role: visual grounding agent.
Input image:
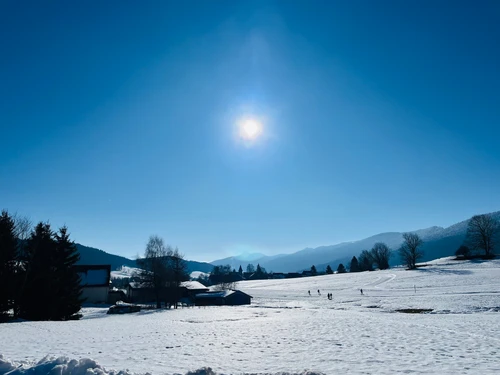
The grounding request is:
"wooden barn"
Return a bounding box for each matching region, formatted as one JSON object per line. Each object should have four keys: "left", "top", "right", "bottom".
{"left": 194, "top": 290, "right": 252, "bottom": 306}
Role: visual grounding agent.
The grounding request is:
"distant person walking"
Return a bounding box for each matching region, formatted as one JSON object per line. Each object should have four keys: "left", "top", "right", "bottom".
{"left": 318, "top": 289, "right": 321, "bottom": 295}
{"left": 308, "top": 290, "right": 311, "bottom": 296}
{"left": 360, "top": 289, "right": 363, "bottom": 295}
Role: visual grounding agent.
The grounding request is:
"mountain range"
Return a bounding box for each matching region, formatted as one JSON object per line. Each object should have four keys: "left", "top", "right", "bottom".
{"left": 210, "top": 211, "right": 500, "bottom": 273}
{"left": 75, "top": 211, "right": 499, "bottom": 274}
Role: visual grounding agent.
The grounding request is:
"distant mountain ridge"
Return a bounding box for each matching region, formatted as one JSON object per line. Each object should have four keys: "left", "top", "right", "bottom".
{"left": 210, "top": 211, "right": 500, "bottom": 273}
{"left": 75, "top": 244, "right": 214, "bottom": 274}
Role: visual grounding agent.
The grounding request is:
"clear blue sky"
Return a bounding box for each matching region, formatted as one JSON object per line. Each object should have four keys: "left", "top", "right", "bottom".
{"left": 1, "top": 0, "right": 499, "bottom": 262}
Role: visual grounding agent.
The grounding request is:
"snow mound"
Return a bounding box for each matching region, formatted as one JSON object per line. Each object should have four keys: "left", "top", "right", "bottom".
{"left": 111, "top": 266, "right": 141, "bottom": 279}
{"left": 0, "top": 356, "right": 132, "bottom": 375}
{"left": 0, "top": 356, "right": 324, "bottom": 375}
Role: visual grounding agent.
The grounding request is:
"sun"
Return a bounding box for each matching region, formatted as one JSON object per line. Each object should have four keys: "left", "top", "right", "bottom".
{"left": 239, "top": 118, "right": 263, "bottom": 140}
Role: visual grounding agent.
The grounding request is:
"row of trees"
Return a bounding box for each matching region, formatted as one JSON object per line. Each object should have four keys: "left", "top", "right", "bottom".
{"left": 0, "top": 210, "right": 83, "bottom": 321}
{"left": 134, "top": 235, "right": 189, "bottom": 308}
{"left": 315, "top": 233, "right": 425, "bottom": 275}
{"left": 200, "top": 263, "right": 269, "bottom": 290}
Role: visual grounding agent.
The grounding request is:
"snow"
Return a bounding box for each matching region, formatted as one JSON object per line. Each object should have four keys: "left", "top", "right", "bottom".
{"left": 190, "top": 271, "right": 209, "bottom": 280}
{"left": 1, "top": 258, "right": 500, "bottom": 374}
{"left": 195, "top": 290, "right": 235, "bottom": 298}
{"left": 111, "top": 266, "right": 141, "bottom": 279}
{"left": 180, "top": 281, "right": 208, "bottom": 290}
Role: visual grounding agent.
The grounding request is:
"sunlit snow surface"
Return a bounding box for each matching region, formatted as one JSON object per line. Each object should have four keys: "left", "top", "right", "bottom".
{"left": 1, "top": 257, "right": 499, "bottom": 375}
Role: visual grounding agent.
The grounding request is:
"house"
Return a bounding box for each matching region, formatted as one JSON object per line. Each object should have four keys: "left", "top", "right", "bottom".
{"left": 179, "top": 281, "right": 209, "bottom": 299}
{"left": 75, "top": 265, "right": 111, "bottom": 304}
{"left": 127, "top": 281, "right": 157, "bottom": 304}
{"left": 127, "top": 280, "right": 209, "bottom": 304}
{"left": 194, "top": 290, "right": 252, "bottom": 306}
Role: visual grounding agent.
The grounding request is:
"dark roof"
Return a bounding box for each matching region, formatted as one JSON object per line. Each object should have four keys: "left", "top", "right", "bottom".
{"left": 195, "top": 290, "right": 252, "bottom": 299}
{"left": 75, "top": 265, "right": 111, "bottom": 287}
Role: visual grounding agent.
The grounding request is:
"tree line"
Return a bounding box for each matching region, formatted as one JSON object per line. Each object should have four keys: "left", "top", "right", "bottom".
{"left": 0, "top": 210, "right": 83, "bottom": 322}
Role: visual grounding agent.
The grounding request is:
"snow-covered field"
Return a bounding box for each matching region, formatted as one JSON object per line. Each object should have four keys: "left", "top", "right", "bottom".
{"left": 1, "top": 258, "right": 499, "bottom": 375}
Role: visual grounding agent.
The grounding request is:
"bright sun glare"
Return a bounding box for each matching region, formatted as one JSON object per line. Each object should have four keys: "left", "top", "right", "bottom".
{"left": 239, "top": 118, "right": 262, "bottom": 141}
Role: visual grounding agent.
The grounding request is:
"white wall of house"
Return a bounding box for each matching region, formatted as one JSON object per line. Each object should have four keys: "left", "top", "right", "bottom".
{"left": 81, "top": 286, "right": 109, "bottom": 304}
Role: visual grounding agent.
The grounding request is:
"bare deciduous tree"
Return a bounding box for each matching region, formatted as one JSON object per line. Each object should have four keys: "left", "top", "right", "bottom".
{"left": 135, "top": 235, "right": 171, "bottom": 308}
{"left": 465, "top": 214, "right": 499, "bottom": 258}
{"left": 211, "top": 265, "right": 237, "bottom": 291}
{"left": 399, "top": 232, "right": 424, "bottom": 270}
{"left": 370, "top": 242, "right": 391, "bottom": 270}
{"left": 168, "top": 247, "right": 189, "bottom": 309}
{"left": 358, "top": 250, "right": 373, "bottom": 271}
{"left": 12, "top": 215, "right": 32, "bottom": 317}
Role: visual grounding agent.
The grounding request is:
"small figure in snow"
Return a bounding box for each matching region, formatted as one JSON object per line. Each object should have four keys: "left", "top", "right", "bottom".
{"left": 360, "top": 289, "right": 363, "bottom": 295}
{"left": 318, "top": 289, "right": 321, "bottom": 295}
{"left": 308, "top": 290, "right": 311, "bottom": 296}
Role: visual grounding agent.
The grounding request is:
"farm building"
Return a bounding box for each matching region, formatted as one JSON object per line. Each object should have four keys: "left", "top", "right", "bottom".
{"left": 127, "top": 280, "right": 209, "bottom": 304}
{"left": 194, "top": 290, "right": 252, "bottom": 306}
{"left": 75, "top": 265, "right": 111, "bottom": 304}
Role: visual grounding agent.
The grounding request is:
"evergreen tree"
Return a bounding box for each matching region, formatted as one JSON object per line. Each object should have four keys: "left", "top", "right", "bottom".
{"left": 337, "top": 263, "right": 346, "bottom": 273}
{"left": 53, "top": 226, "right": 83, "bottom": 320}
{"left": 0, "top": 210, "right": 17, "bottom": 320}
{"left": 238, "top": 265, "right": 243, "bottom": 275}
{"left": 310, "top": 265, "right": 317, "bottom": 276}
{"left": 20, "top": 222, "right": 56, "bottom": 320}
{"left": 325, "top": 265, "right": 333, "bottom": 274}
{"left": 349, "top": 256, "right": 360, "bottom": 272}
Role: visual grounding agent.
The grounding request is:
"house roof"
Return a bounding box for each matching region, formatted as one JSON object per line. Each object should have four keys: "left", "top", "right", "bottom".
{"left": 75, "top": 265, "right": 111, "bottom": 287}
{"left": 195, "top": 290, "right": 252, "bottom": 299}
{"left": 128, "top": 280, "right": 209, "bottom": 290}
{"left": 180, "top": 281, "right": 208, "bottom": 290}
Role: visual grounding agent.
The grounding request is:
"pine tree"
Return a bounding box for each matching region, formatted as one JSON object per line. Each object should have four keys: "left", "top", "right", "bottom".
{"left": 0, "top": 210, "right": 17, "bottom": 320}
{"left": 20, "top": 222, "right": 56, "bottom": 320}
{"left": 325, "top": 265, "right": 333, "bottom": 274}
{"left": 337, "top": 263, "right": 346, "bottom": 273}
{"left": 310, "top": 265, "right": 317, "bottom": 276}
{"left": 53, "top": 226, "right": 83, "bottom": 320}
{"left": 238, "top": 265, "right": 243, "bottom": 275}
{"left": 349, "top": 256, "right": 360, "bottom": 272}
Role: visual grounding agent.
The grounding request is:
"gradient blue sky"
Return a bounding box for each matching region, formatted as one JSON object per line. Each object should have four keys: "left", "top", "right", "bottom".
{"left": 1, "top": 0, "right": 499, "bottom": 262}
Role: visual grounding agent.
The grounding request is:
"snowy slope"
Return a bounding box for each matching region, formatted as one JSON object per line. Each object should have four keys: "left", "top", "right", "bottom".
{"left": 1, "top": 258, "right": 499, "bottom": 375}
